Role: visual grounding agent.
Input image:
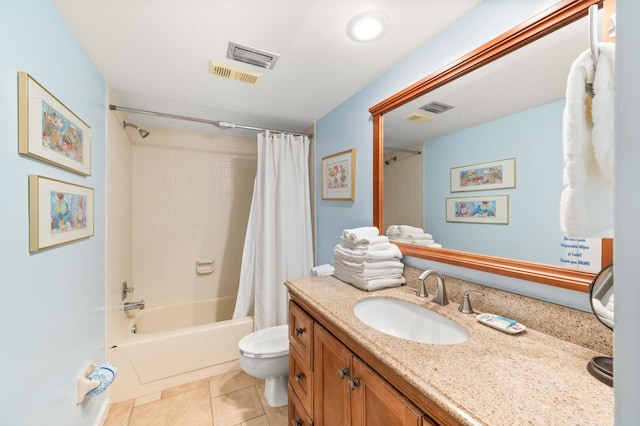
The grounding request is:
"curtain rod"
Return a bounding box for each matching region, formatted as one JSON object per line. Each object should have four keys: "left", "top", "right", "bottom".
{"left": 384, "top": 147, "right": 422, "bottom": 155}
{"left": 108, "top": 105, "right": 313, "bottom": 139}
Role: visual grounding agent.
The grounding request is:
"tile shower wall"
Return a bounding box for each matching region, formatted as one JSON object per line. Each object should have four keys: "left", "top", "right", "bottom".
{"left": 106, "top": 93, "right": 134, "bottom": 343}
{"left": 132, "top": 127, "right": 257, "bottom": 307}
{"left": 383, "top": 143, "right": 424, "bottom": 231}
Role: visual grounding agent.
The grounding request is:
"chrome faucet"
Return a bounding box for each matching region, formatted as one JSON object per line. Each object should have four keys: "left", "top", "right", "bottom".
{"left": 123, "top": 300, "right": 145, "bottom": 311}
{"left": 417, "top": 270, "right": 449, "bottom": 306}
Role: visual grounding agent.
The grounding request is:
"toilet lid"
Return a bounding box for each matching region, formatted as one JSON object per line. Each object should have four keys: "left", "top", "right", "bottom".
{"left": 239, "top": 325, "right": 289, "bottom": 359}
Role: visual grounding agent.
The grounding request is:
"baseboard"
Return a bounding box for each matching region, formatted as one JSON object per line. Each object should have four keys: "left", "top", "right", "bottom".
{"left": 93, "top": 398, "right": 110, "bottom": 426}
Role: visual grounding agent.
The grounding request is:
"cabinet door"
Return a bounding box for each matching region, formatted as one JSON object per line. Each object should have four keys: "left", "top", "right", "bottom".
{"left": 313, "top": 323, "right": 352, "bottom": 426}
{"left": 351, "top": 357, "right": 423, "bottom": 426}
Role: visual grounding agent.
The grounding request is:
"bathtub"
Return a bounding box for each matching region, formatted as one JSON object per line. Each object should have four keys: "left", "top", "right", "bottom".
{"left": 109, "top": 297, "right": 253, "bottom": 402}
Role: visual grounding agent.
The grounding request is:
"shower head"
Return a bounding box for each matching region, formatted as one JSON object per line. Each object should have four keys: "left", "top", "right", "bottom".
{"left": 123, "top": 121, "right": 150, "bottom": 139}
{"left": 384, "top": 156, "right": 398, "bottom": 166}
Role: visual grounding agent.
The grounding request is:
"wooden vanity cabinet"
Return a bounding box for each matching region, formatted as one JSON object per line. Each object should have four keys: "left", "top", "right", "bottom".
{"left": 351, "top": 356, "right": 424, "bottom": 426}
{"left": 289, "top": 299, "right": 429, "bottom": 426}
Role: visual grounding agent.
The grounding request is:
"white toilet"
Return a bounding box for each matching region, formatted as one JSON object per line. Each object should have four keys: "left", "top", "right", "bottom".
{"left": 238, "top": 325, "right": 289, "bottom": 407}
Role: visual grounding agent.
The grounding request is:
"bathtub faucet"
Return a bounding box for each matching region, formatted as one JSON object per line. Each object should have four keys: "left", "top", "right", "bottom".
{"left": 124, "top": 300, "right": 145, "bottom": 311}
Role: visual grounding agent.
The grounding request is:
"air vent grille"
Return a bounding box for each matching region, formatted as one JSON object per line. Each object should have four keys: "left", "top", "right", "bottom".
{"left": 419, "top": 101, "right": 455, "bottom": 114}
{"left": 208, "top": 61, "right": 262, "bottom": 85}
{"left": 227, "top": 42, "right": 280, "bottom": 70}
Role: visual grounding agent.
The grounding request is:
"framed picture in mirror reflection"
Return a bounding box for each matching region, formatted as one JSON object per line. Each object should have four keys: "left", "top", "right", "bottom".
{"left": 450, "top": 158, "right": 515, "bottom": 192}
{"left": 446, "top": 195, "right": 509, "bottom": 224}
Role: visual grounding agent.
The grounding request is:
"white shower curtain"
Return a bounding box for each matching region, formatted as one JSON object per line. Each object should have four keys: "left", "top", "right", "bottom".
{"left": 233, "top": 131, "right": 314, "bottom": 330}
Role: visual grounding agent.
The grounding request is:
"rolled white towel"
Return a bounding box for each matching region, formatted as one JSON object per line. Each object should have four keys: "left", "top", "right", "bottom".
{"left": 342, "top": 226, "right": 380, "bottom": 243}
{"left": 311, "top": 264, "right": 334, "bottom": 276}
{"left": 340, "top": 236, "right": 391, "bottom": 251}
{"left": 386, "top": 225, "right": 424, "bottom": 237}
{"left": 341, "top": 235, "right": 388, "bottom": 245}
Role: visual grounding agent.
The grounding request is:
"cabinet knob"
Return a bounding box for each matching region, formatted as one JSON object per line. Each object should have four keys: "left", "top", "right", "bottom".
{"left": 337, "top": 368, "right": 349, "bottom": 379}
{"left": 293, "top": 420, "right": 303, "bottom": 426}
{"left": 294, "top": 372, "right": 304, "bottom": 381}
{"left": 294, "top": 327, "right": 305, "bottom": 336}
{"left": 348, "top": 378, "right": 360, "bottom": 390}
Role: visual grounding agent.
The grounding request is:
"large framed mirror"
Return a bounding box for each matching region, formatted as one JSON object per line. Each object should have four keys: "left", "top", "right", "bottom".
{"left": 370, "top": 0, "right": 612, "bottom": 292}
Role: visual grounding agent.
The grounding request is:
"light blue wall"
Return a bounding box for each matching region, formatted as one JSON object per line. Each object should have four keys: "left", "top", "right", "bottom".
{"left": 0, "top": 1, "right": 107, "bottom": 425}
{"left": 424, "top": 100, "right": 565, "bottom": 265}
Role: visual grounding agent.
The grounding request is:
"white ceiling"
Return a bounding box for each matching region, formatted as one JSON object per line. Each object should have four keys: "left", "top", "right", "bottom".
{"left": 52, "top": 0, "right": 482, "bottom": 137}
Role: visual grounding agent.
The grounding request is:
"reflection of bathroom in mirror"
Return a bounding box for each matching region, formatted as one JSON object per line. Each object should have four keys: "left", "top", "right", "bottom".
{"left": 371, "top": 0, "right": 613, "bottom": 291}
{"left": 384, "top": 17, "right": 587, "bottom": 264}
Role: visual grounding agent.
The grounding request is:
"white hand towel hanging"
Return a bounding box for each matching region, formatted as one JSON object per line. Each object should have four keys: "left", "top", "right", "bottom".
{"left": 560, "top": 42, "right": 615, "bottom": 238}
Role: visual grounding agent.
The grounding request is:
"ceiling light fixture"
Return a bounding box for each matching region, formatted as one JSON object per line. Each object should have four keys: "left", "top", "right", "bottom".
{"left": 347, "top": 11, "right": 390, "bottom": 42}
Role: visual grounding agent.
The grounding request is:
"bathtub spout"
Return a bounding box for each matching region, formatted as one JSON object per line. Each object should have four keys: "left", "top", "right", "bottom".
{"left": 124, "top": 300, "right": 145, "bottom": 311}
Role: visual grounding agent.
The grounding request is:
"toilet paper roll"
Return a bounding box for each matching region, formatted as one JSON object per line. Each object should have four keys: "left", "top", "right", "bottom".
{"left": 85, "top": 363, "right": 118, "bottom": 397}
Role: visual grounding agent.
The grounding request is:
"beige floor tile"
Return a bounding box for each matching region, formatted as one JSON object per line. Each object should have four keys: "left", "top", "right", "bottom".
{"left": 241, "top": 415, "right": 269, "bottom": 426}
{"left": 162, "top": 378, "right": 209, "bottom": 398}
{"left": 211, "top": 386, "right": 264, "bottom": 425}
{"left": 134, "top": 392, "right": 161, "bottom": 407}
{"left": 104, "top": 399, "right": 134, "bottom": 426}
{"left": 129, "top": 386, "right": 212, "bottom": 426}
{"left": 255, "top": 383, "right": 288, "bottom": 426}
{"left": 209, "top": 369, "right": 262, "bottom": 398}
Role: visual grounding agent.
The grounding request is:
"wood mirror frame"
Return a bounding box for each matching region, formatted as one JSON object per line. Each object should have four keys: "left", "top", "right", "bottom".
{"left": 370, "top": 0, "right": 612, "bottom": 293}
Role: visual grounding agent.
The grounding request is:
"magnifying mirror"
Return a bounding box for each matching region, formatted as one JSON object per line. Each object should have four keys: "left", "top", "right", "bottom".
{"left": 587, "top": 264, "right": 614, "bottom": 386}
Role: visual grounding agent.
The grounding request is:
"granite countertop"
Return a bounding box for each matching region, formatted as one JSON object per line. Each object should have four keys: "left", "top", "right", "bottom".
{"left": 285, "top": 276, "right": 613, "bottom": 426}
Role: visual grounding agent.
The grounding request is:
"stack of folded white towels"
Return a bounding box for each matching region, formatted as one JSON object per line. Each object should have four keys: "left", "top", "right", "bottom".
{"left": 386, "top": 225, "right": 442, "bottom": 247}
{"left": 333, "top": 226, "right": 406, "bottom": 291}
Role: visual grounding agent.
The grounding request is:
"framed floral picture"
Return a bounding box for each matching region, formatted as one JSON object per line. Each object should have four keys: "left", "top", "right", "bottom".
{"left": 18, "top": 72, "right": 92, "bottom": 176}
{"left": 29, "top": 175, "right": 94, "bottom": 252}
{"left": 322, "top": 149, "right": 355, "bottom": 200}
{"left": 446, "top": 195, "right": 509, "bottom": 224}
{"left": 450, "top": 158, "right": 515, "bottom": 192}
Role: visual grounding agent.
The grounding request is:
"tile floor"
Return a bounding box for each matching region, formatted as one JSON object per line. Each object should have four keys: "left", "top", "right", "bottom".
{"left": 104, "top": 369, "right": 287, "bottom": 426}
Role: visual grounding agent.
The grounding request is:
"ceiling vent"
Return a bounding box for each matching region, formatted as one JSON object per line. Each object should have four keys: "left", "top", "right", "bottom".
{"left": 208, "top": 60, "right": 262, "bottom": 85}
{"left": 419, "top": 101, "right": 455, "bottom": 114}
{"left": 403, "top": 112, "right": 435, "bottom": 123}
{"left": 227, "top": 41, "right": 280, "bottom": 70}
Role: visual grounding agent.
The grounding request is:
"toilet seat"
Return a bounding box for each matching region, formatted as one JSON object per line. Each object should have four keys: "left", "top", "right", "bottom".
{"left": 239, "top": 325, "right": 289, "bottom": 359}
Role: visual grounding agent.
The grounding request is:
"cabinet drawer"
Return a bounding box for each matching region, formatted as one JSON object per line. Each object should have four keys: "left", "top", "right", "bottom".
{"left": 289, "top": 384, "right": 313, "bottom": 426}
{"left": 289, "top": 346, "right": 313, "bottom": 418}
{"left": 289, "top": 301, "right": 313, "bottom": 366}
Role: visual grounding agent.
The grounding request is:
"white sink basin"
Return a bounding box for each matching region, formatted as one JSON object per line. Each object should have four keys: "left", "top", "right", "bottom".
{"left": 353, "top": 297, "right": 468, "bottom": 345}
